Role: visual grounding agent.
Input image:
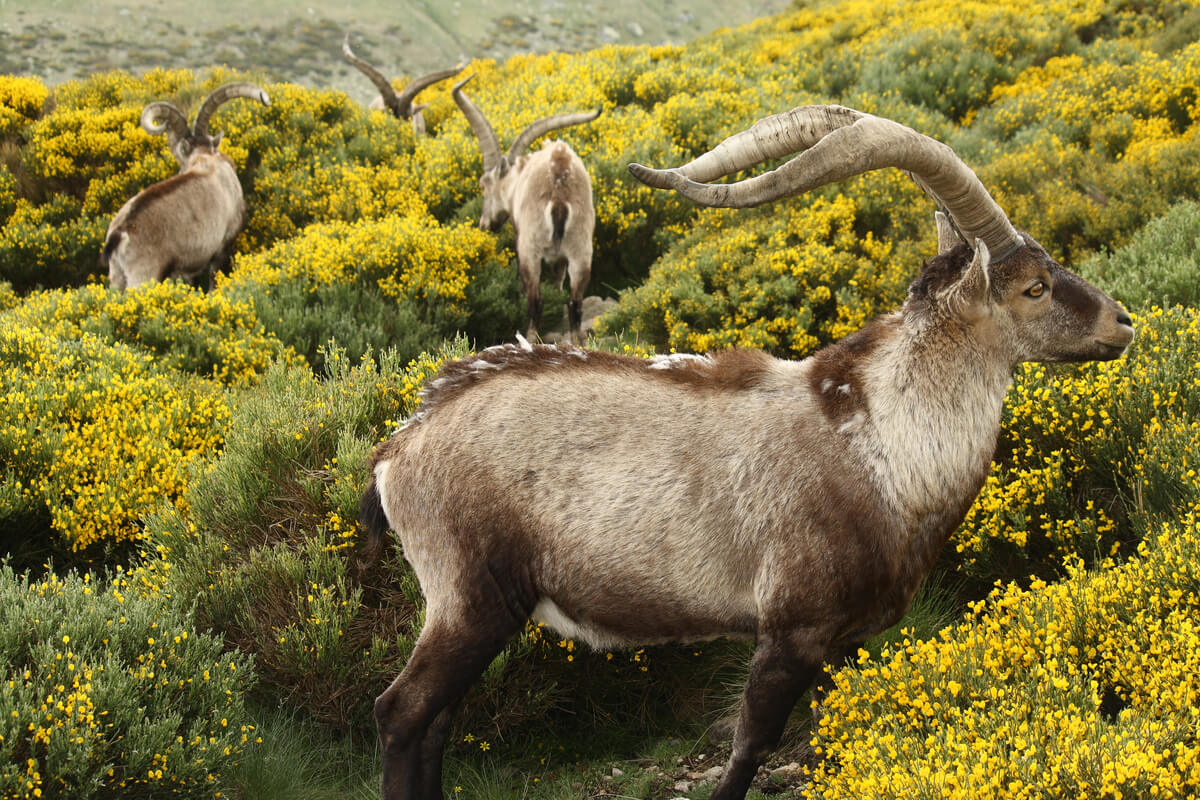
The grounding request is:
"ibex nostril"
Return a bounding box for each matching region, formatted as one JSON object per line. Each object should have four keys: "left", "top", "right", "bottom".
{"left": 1117, "top": 311, "right": 1133, "bottom": 328}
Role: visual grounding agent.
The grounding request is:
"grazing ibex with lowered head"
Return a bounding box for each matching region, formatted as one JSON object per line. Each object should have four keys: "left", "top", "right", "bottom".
{"left": 452, "top": 74, "right": 600, "bottom": 344}
{"left": 342, "top": 34, "right": 463, "bottom": 136}
{"left": 102, "top": 83, "right": 269, "bottom": 291}
{"left": 360, "top": 104, "right": 1134, "bottom": 800}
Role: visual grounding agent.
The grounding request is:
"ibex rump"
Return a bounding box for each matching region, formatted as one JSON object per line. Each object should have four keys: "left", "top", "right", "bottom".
{"left": 360, "top": 104, "right": 1134, "bottom": 800}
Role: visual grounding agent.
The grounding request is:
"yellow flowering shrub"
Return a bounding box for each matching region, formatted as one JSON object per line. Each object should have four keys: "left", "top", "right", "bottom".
{"left": 220, "top": 213, "right": 516, "bottom": 369}
{"left": 2, "top": 283, "right": 300, "bottom": 386}
{"left": 0, "top": 322, "right": 230, "bottom": 554}
{"left": 600, "top": 179, "right": 924, "bottom": 356}
{"left": 0, "top": 75, "right": 47, "bottom": 139}
{"left": 809, "top": 509, "right": 1200, "bottom": 799}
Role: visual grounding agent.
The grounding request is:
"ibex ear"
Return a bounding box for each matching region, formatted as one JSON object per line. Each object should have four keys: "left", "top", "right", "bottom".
{"left": 957, "top": 238, "right": 992, "bottom": 314}
{"left": 935, "top": 211, "right": 961, "bottom": 255}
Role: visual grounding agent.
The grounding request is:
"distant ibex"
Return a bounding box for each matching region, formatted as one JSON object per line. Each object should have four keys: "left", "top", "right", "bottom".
{"left": 342, "top": 34, "right": 463, "bottom": 136}
{"left": 360, "top": 104, "right": 1134, "bottom": 800}
{"left": 452, "top": 74, "right": 600, "bottom": 344}
{"left": 102, "top": 83, "right": 269, "bottom": 291}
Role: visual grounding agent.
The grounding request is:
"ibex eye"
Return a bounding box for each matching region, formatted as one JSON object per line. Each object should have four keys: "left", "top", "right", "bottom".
{"left": 1025, "top": 282, "right": 1046, "bottom": 298}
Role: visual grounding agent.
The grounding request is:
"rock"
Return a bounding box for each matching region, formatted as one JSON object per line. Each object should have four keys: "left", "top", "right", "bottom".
{"left": 673, "top": 779, "right": 694, "bottom": 792}
{"left": 611, "top": 766, "right": 624, "bottom": 777}
{"left": 769, "top": 762, "right": 804, "bottom": 781}
{"left": 687, "top": 766, "right": 723, "bottom": 783}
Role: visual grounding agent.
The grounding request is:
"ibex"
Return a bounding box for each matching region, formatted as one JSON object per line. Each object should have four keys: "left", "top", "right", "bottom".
{"left": 102, "top": 83, "right": 269, "bottom": 291}
{"left": 360, "top": 104, "right": 1134, "bottom": 800}
{"left": 452, "top": 74, "right": 600, "bottom": 344}
{"left": 342, "top": 35, "right": 463, "bottom": 136}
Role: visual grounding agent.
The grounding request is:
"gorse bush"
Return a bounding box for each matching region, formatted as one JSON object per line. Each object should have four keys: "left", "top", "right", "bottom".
{"left": 809, "top": 508, "right": 1200, "bottom": 800}
{"left": 0, "top": 283, "right": 295, "bottom": 563}
{"left": 0, "top": 564, "right": 256, "bottom": 799}
{"left": 0, "top": 322, "right": 230, "bottom": 560}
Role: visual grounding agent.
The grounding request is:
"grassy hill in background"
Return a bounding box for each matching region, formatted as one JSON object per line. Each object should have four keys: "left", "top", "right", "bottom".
{"left": 0, "top": 0, "right": 790, "bottom": 104}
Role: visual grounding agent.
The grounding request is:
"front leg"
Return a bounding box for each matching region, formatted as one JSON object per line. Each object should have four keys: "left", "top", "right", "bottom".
{"left": 709, "top": 630, "right": 825, "bottom": 800}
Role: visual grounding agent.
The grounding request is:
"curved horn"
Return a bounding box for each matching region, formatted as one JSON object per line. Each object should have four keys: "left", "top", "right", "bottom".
{"left": 452, "top": 74, "right": 502, "bottom": 174}
{"left": 192, "top": 82, "right": 270, "bottom": 138}
{"left": 629, "top": 104, "right": 1023, "bottom": 262}
{"left": 140, "top": 101, "right": 190, "bottom": 142}
{"left": 342, "top": 34, "right": 402, "bottom": 114}
{"left": 392, "top": 64, "right": 465, "bottom": 120}
{"left": 140, "top": 101, "right": 192, "bottom": 165}
{"left": 507, "top": 108, "right": 602, "bottom": 162}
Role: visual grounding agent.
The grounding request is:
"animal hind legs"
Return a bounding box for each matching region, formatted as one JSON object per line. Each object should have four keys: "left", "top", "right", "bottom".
{"left": 518, "top": 255, "right": 543, "bottom": 341}
{"left": 374, "top": 614, "right": 518, "bottom": 800}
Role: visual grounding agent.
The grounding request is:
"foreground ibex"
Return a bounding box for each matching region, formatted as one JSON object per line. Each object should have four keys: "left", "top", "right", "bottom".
{"left": 360, "top": 104, "right": 1134, "bottom": 800}
{"left": 102, "top": 83, "right": 269, "bottom": 290}
{"left": 453, "top": 74, "right": 600, "bottom": 344}
{"left": 342, "top": 35, "right": 463, "bottom": 136}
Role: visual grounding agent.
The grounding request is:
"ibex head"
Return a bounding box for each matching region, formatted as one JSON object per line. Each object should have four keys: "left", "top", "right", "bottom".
{"left": 452, "top": 73, "right": 601, "bottom": 231}
{"left": 140, "top": 82, "right": 270, "bottom": 168}
{"left": 342, "top": 35, "right": 463, "bottom": 135}
{"left": 630, "top": 104, "right": 1133, "bottom": 367}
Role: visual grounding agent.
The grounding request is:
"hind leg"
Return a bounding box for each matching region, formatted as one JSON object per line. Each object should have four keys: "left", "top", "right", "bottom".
{"left": 565, "top": 254, "right": 591, "bottom": 345}
{"left": 517, "top": 252, "right": 543, "bottom": 341}
{"left": 375, "top": 602, "right": 522, "bottom": 800}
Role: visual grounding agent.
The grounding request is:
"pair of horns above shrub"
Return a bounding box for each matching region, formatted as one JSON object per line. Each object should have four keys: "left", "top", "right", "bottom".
{"left": 629, "top": 104, "right": 1025, "bottom": 263}
{"left": 140, "top": 82, "right": 270, "bottom": 145}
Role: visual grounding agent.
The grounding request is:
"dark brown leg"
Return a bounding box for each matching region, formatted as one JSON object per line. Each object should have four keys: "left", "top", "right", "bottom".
{"left": 566, "top": 258, "right": 590, "bottom": 345}
{"left": 709, "top": 632, "right": 823, "bottom": 800}
{"left": 375, "top": 612, "right": 518, "bottom": 800}
{"left": 518, "top": 254, "right": 542, "bottom": 340}
{"left": 418, "top": 702, "right": 459, "bottom": 799}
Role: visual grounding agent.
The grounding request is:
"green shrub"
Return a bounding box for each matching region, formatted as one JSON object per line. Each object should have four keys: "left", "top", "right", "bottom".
{"left": 0, "top": 564, "right": 256, "bottom": 799}
{"left": 141, "top": 343, "right": 462, "bottom": 729}
{"left": 1081, "top": 200, "right": 1200, "bottom": 309}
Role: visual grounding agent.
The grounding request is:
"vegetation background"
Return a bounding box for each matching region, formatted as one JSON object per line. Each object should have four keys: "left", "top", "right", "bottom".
{"left": 3, "top": 0, "right": 1200, "bottom": 798}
